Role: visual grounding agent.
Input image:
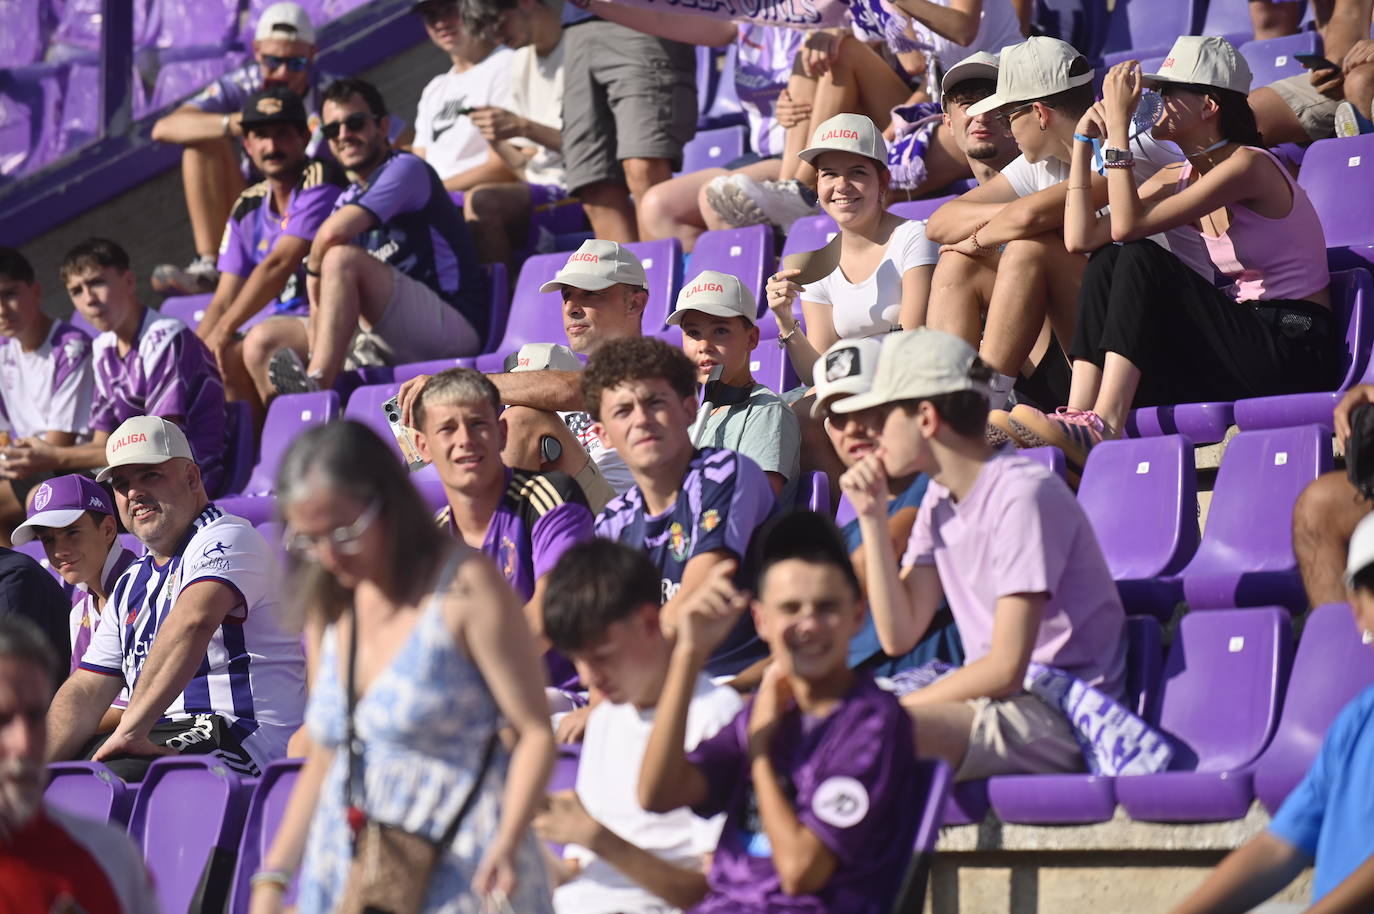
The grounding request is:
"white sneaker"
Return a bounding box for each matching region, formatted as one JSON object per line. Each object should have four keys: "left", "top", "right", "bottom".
{"left": 705, "top": 174, "right": 768, "bottom": 228}
{"left": 735, "top": 177, "right": 819, "bottom": 231}
{"left": 151, "top": 254, "right": 219, "bottom": 295}
{"left": 1334, "top": 100, "right": 1373, "bottom": 137}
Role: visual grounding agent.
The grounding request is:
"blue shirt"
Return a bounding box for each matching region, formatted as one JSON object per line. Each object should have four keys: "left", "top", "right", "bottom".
{"left": 1269, "top": 683, "right": 1374, "bottom": 901}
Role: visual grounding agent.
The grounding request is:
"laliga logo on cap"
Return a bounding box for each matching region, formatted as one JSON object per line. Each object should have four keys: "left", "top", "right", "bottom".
{"left": 257, "top": 97, "right": 284, "bottom": 115}
{"left": 1161, "top": 57, "right": 1176, "bottom": 68}
{"left": 111, "top": 432, "right": 148, "bottom": 452}
{"left": 32, "top": 483, "right": 52, "bottom": 512}
{"left": 686, "top": 282, "right": 725, "bottom": 297}
{"left": 821, "top": 128, "right": 860, "bottom": 141}
{"left": 568, "top": 253, "right": 600, "bottom": 263}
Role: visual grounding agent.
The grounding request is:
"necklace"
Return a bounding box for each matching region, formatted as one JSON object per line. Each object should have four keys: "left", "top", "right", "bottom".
{"left": 1185, "top": 138, "right": 1229, "bottom": 158}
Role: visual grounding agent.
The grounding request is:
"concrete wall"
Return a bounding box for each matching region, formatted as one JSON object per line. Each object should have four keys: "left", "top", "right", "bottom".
{"left": 22, "top": 37, "right": 449, "bottom": 318}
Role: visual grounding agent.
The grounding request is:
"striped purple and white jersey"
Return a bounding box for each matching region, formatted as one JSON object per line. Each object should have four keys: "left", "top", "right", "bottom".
{"left": 79, "top": 505, "right": 306, "bottom": 772}
{"left": 0, "top": 320, "right": 93, "bottom": 439}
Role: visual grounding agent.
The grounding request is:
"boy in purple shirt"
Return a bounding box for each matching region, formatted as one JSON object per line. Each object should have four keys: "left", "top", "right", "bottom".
{"left": 836, "top": 329, "right": 1126, "bottom": 781}
{"left": 639, "top": 511, "right": 922, "bottom": 914}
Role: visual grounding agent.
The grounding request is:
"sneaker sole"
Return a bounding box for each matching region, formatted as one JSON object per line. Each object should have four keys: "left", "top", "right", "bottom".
{"left": 1335, "top": 103, "right": 1360, "bottom": 138}
{"left": 709, "top": 182, "right": 768, "bottom": 227}
{"left": 1009, "top": 417, "right": 1089, "bottom": 480}
{"left": 268, "top": 349, "right": 313, "bottom": 395}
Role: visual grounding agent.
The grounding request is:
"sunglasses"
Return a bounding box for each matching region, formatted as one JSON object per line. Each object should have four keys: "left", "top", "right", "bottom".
{"left": 261, "top": 54, "right": 310, "bottom": 72}
{"left": 321, "top": 111, "right": 375, "bottom": 140}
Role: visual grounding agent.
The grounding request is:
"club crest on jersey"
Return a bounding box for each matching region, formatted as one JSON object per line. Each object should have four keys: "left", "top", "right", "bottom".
{"left": 701, "top": 509, "right": 721, "bottom": 533}
{"left": 32, "top": 483, "right": 52, "bottom": 511}
{"left": 498, "top": 536, "right": 518, "bottom": 579}
{"left": 669, "top": 522, "right": 690, "bottom": 562}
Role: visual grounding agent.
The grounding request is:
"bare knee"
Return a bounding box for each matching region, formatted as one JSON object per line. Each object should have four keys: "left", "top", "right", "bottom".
{"left": 622, "top": 157, "right": 671, "bottom": 198}
{"left": 321, "top": 243, "right": 370, "bottom": 279}
{"left": 1295, "top": 470, "right": 1367, "bottom": 535}
{"left": 1344, "top": 64, "right": 1374, "bottom": 110}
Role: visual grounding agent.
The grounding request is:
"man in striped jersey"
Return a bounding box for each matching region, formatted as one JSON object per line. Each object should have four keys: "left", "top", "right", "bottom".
{"left": 44, "top": 416, "right": 306, "bottom": 781}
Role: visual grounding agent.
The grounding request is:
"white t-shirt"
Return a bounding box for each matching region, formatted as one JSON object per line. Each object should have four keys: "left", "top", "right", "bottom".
{"left": 801, "top": 219, "right": 939, "bottom": 339}
{"left": 915, "top": 0, "right": 1023, "bottom": 85}
{"left": 508, "top": 40, "right": 565, "bottom": 187}
{"left": 414, "top": 47, "right": 513, "bottom": 181}
{"left": 554, "top": 674, "right": 743, "bottom": 914}
{"left": 0, "top": 319, "right": 93, "bottom": 439}
{"left": 999, "top": 134, "right": 1214, "bottom": 278}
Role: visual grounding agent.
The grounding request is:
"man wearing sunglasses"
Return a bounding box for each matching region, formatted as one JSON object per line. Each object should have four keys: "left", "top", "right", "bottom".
{"left": 43, "top": 416, "right": 306, "bottom": 782}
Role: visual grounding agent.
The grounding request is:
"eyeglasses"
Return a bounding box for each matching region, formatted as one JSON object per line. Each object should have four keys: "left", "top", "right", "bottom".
{"left": 261, "top": 54, "right": 310, "bottom": 72}
{"left": 283, "top": 499, "right": 381, "bottom": 558}
{"left": 994, "top": 101, "right": 1038, "bottom": 126}
{"left": 321, "top": 112, "right": 375, "bottom": 140}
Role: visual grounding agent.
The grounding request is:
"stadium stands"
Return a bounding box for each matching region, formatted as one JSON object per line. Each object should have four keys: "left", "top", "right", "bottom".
{"left": 44, "top": 761, "right": 137, "bottom": 826}
{"left": 228, "top": 758, "right": 302, "bottom": 913}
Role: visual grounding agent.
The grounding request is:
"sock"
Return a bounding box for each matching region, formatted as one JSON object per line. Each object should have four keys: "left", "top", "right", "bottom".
{"left": 989, "top": 372, "right": 1016, "bottom": 410}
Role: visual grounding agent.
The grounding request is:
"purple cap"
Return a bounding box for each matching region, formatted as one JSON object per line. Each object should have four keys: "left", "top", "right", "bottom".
{"left": 11, "top": 475, "right": 115, "bottom": 546}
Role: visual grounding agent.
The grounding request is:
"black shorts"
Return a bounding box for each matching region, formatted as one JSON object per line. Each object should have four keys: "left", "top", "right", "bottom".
{"left": 81, "top": 713, "right": 260, "bottom": 782}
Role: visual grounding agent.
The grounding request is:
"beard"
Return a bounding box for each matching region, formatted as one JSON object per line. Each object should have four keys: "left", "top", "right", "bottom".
{"left": 0, "top": 759, "right": 44, "bottom": 839}
{"left": 966, "top": 141, "right": 1002, "bottom": 161}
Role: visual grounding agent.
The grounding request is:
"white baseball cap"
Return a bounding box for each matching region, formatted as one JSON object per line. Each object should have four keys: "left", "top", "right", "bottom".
{"left": 968, "top": 37, "right": 1094, "bottom": 117}
{"left": 941, "top": 51, "right": 1000, "bottom": 97}
{"left": 1144, "top": 35, "right": 1252, "bottom": 95}
{"left": 255, "top": 1, "right": 316, "bottom": 44}
{"left": 1346, "top": 512, "right": 1374, "bottom": 588}
{"left": 539, "top": 239, "right": 647, "bottom": 294}
{"left": 798, "top": 113, "right": 887, "bottom": 166}
{"left": 811, "top": 337, "right": 883, "bottom": 418}
{"left": 507, "top": 342, "right": 583, "bottom": 372}
{"left": 667, "top": 270, "right": 756, "bottom": 326}
{"left": 94, "top": 416, "right": 196, "bottom": 483}
{"left": 830, "top": 328, "right": 991, "bottom": 414}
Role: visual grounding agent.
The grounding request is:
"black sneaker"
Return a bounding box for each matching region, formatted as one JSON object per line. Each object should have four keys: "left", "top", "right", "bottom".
{"left": 268, "top": 348, "right": 320, "bottom": 395}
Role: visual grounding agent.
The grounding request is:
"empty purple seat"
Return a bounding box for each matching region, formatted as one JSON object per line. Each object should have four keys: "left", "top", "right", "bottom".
{"left": 158, "top": 292, "right": 214, "bottom": 330}
{"left": 688, "top": 224, "right": 773, "bottom": 315}
{"left": 1020, "top": 445, "right": 1066, "bottom": 480}
{"left": 1200, "top": 0, "right": 1261, "bottom": 45}
{"left": 51, "top": 0, "right": 157, "bottom": 52}
{"left": 0, "top": 70, "right": 65, "bottom": 178}
{"left": 148, "top": 53, "right": 242, "bottom": 112}
{"left": 1179, "top": 424, "right": 1331, "bottom": 611}
{"left": 218, "top": 391, "right": 339, "bottom": 523}
{"left": 152, "top": 0, "right": 238, "bottom": 48}
{"left": 888, "top": 759, "right": 953, "bottom": 911}
{"left": 625, "top": 239, "right": 684, "bottom": 333}
{"left": 229, "top": 759, "right": 303, "bottom": 914}
{"left": 45, "top": 761, "right": 135, "bottom": 826}
{"left": 1299, "top": 133, "right": 1374, "bottom": 269}
{"left": 889, "top": 195, "right": 955, "bottom": 223}
{"left": 1101, "top": 0, "right": 1204, "bottom": 62}
{"left": 493, "top": 251, "right": 578, "bottom": 359}
{"left": 1240, "top": 32, "right": 1323, "bottom": 89}
{"left": 255, "top": 520, "right": 288, "bottom": 569}
{"left": 57, "top": 63, "right": 148, "bottom": 158}
{"left": 1078, "top": 435, "right": 1198, "bottom": 618}
{"left": 834, "top": 492, "right": 856, "bottom": 529}
{"left": 218, "top": 400, "right": 258, "bottom": 498}
{"left": 941, "top": 779, "right": 989, "bottom": 825}
{"left": 117, "top": 533, "right": 146, "bottom": 556}
{"left": 0, "top": 0, "right": 48, "bottom": 67}
{"left": 779, "top": 213, "right": 838, "bottom": 262}
{"left": 483, "top": 261, "right": 510, "bottom": 352}
{"left": 129, "top": 757, "right": 252, "bottom": 914}
{"left": 1115, "top": 607, "right": 1293, "bottom": 822}
{"left": 1124, "top": 400, "right": 1234, "bottom": 445}
{"left": 793, "top": 470, "right": 831, "bottom": 515}
{"left": 344, "top": 382, "right": 441, "bottom": 484}
{"left": 1252, "top": 602, "right": 1374, "bottom": 814}
{"left": 678, "top": 125, "right": 746, "bottom": 175}
{"left": 1233, "top": 268, "right": 1374, "bottom": 431}
{"left": 747, "top": 342, "right": 799, "bottom": 394}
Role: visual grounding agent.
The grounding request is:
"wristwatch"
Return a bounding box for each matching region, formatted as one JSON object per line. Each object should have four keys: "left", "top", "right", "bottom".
{"left": 1102, "top": 147, "right": 1135, "bottom": 169}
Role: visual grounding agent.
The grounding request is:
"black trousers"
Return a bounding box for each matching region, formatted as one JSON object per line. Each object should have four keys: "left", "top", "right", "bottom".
{"left": 1070, "top": 240, "right": 1335, "bottom": 408}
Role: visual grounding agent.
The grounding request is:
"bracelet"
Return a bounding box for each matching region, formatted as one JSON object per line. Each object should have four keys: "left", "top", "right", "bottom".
{"left": 304, "top": 264, "right": 321, "bottom": 278}
{"left": 1102, "top": 158, "right": 1136, "bottom": 169}
{"left": 1073, "top": 133, "right": 1096, "bottom": 143}
{"left": 776, "top": 325, "right": 800, "bottom": 347}
{"left": 1067, "top": 184, "right": 1092, "bottom": 190}
{"left": 250, "top": 870, "right": 291, "bottom": 890}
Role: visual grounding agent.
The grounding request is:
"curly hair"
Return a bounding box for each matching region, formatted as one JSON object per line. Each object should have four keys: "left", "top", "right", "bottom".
{"left": 580, "top": 336, "right": 698, "bottom": 421}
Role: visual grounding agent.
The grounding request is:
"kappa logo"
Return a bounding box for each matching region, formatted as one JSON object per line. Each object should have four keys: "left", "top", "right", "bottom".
{"left": 825, "top": 348, "right": 859, "bottom": 381}
{"left": 88, "top": 496, "right": 106, "bottom": 509}
{"left": 32, "top": 483, "right": 52, "bottom": 512}
{"left": 686, "top": 281, "right": 725, "bottom": 297}
{"left": 820, "top": 128, "right": 860, "bottom": 141}
{"left": 111, "top": 432, "right": 148, "bottom": 452}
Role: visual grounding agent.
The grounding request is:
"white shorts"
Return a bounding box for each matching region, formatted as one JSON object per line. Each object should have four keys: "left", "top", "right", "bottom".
{"left": 360, "top": 268, "right": 483, "bottom": 365}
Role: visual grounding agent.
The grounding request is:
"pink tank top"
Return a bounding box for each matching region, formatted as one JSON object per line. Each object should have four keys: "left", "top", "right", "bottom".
{"left": 1175, "top": 146, "right": 1328, "bottom": 302}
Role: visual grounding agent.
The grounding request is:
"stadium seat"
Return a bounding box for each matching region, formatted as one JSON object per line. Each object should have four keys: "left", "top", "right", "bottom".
{"left": 627, "top": 239, "right": 684, "bottom": 333}
{"left": 57, "top": 63, "right": 148, "bottom": 158}
{"left": 747, "top": 341, "right": 800, "bottom": 394}
{"left": 491, "top": 250, "right": 584, "bottom": 360}
{"left": 118, "top": 532, "right": 146, "bottom": 556}
{"left": 1299, "top": 133, "right": 1374, "bottom": 270}
{"left": 1240, "top": 32, "right": 1322, "bottom": 89}
{"left": 1101, "top": 0, "right": 1205, "bottom": 64}
{"left": 0, "top": 0, "right": 48, "bottom": 67}
{"left": 780, "top": 213, "right": 839, "bottom": 262}
{"left": 1021, "top": 445, "right": 1067, "bottom": 480}
{"left": 1233, "top": 267, "right": 1374, "bottom": 430}
{"left": 1200, "top": 0, "right": 1262, "bottom": 46}
{"left": 343, "top": 381, "right": 439, "bottom": 482}
{"left": 128, "top": 757, "right": 252, "bottom": 914}
{"left": 158, "top": 292, "right": 213, "bottom": 329}
{"left": 228, "top": 758, "right": 302, "bottom": 914}
{"left": 688, "top": 224, "right": 773, "bottom": 314}
{"left": 678, "top": 125, "right": 746, "bottom": 175}
{"left": 886, "top": 759, "right": 953, "bottom": 914}
{"left": 0, "top": 69, "right": 65, "bottom": 179}
{"left": 218, "top": 400, "right": 257, "bottom": 498}
{"left": 51, "top": 0, "right": 157, "bottom": 53}
{"left": 255, "top": 520, "right": 287, "bottom": 569}
{"left": 1115, "top": 607, "right": 1293, "bottom": 822}
{"left": 394, "top": 358, "right": 476, "bottom": 384}
{"left": 941, "top": 780, "right": 989, "bottom": 826}
{"left": 794, "top": 470, "right": 831, "bottom": 515}
{"left": 152, "top": 0, "right": 239, "bottom": 49}
{"left": 1252, "top": 602, "right": 1374, "bottom": 814}
{"left": 834, "top": 492, "right": 856, "bottom": 529}
{"left": 146, "top": 50, "right": 245, "bottom": 112}
{"left": 1124, "top": 400, "right": 1234, "bottom": 445}
{"left": 1178, "top": 424, "right": 1331, "bottom": 611}
{"left": 218, "top": 390, "right": 340, "bottom": 523}
{"left": 45, "top": 761, "right": 137, "bottom": 826}
{"left": 1078, "top": 435, "right": 1199, "bottom": 619}
{"left": 483, "top": 260, "right": 510, "bottom": 351}
{"left": 888, "top": 195, "right": 954, "bottom": 223}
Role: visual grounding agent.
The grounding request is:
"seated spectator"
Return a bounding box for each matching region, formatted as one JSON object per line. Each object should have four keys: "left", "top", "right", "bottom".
{"left": 925, "top": 36, "right": 1213, "bottom": 424}
{"left": 0, "top": 246, "right": 93, "bottom": 545}
{"left": 587, "top": 336, "right": 775, "bottom": 679}
{"left": 1166, "top": 515, "right": 1374, "bottom": 914}
{"left": 1012, "top": 39, "right": 1333, "bottom": 472}
{"left": 812, "top": 337, "right": 963, "bottom": 675}
{"left": 0, "top": 545, "right": 69, "bottom": 671}
{"left": 410, "top": 366, "right": 594, "bottom": 652}
{"left": 669, "top": 269, "right": 801, "bottom": 502}
{"left": 411, "top": 0, "right": 518, "bottom": 194}
{"left": 264, "top": 78, "right": 488, "bottom": 395}
{"left": 398, "top": 239, "right": 655, "bottom": 507}
{"left": 836, "top": 328, "right": 1126, "bottom": 780}
{"left": 534, "top": 539, "right": 742, "bottom": 913}
{"left": 45, "top": 416, "right": 305, "bottom": 780}
{"left": 637, "top": 511, "right": 922, "bottom": 913}
{"left": 196, "top": 88, "right": 348, "bottom": 427}
{"left": 0, "top": 616, "right": 159, "bottom": 911}
{"left": 6, "top": 240, "right": 228, "bottom": 496}
{"left": 11, "top": 475, "right": 137, "bottom": 732}
{"left": 150, "top": 2, "right": 332, "bottom": 294}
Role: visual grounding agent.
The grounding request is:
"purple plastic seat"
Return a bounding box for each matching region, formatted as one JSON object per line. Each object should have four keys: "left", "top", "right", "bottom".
{"left": 45, "top": 761, "right": 136, "bottom": 826}
{"left": 57, "top": 63, "right": 148, "bottom": 158}
{"left": 491, "top": 250, "right": 580, "bottom": 359}
{"left": 678, "top": 125, "right": 746, "bottom": 175}
{"left": 887, "top": 759, "right": 953, "bottom": 912}
{"left": 1252, "top": 602, "right": 1374, "bottom": 814}
{"left": 51, "top": 0, "right": 157, "bottom": 52}
{"left": 0, "top": 0, "right": 48, "bottom": 67}
{"left": 344, "top": 382, "right": 441, "bottom": 485}
{"left": 1020, "top": 445, "right": 1066, "bottom": 480}
{"left": 1115, "top": 607, "right": 1293, "bottom": 822}
{"left": 940, "top": 779, "right": 989, "bottom": 825}
{"left": 1200, "top": 0, "right": 1262, "bottom": 45}
{"left": 0, "top": 70, "right": 65, "bottom": 178}
{"left": 1240, "top": 32, "right": 1323, "bottom": 89}
{"left": 148, "top": 53, "right": 243, "bottom": 112}
{"left": 129, "top": 757, "right": 252, "bottom": 914}
{"left": 255, "top": 520, "right": 288, "bottom": 569}
{"left": 218, "top": 391, "right": 339, "bottom": 523}
{"left": 834, "top": 492, "right": 856, "bottom": 529}
{"left": 218, "top": 400, "right": 257, "bottom": 498}
{"left": 158, "top": 293, "right": 214, "bottom": 330}
{"left": 689, "top": 225, "right": 773, "bottom": 315}
{"left": 1233, "top": 268, "right": 1374, "bottom": 431}
{"left": 118, "top": 533, "right": 146, "bottom": 556}
{"left": 793, "top": 470, "right": 831, "bottom": 515}
{"left": 483, "top": 261, "right": 510, "bottom": 352}
{"left": 1179, "top": 424, "right": 1331, "bottom": 611}
{"left": 152, "top": 0, "right": 238, "bottom": 48}
{"left": 888, "top": 195, "right": 955, "bottom": 224}
{"left": 1299, "top": 133, "right": 1374, "bottom": 269}
{"left": 1078, "top": 435, "right": 1198, "bottom": 618}
{"left": 747, "top": 341, "right": 799, "bottom": 394}
{"left": 626, "top": 239, "right": 684, "bottom": 333}
{"left": 392, "top": 357, "right": 482, "bottom": 384}
{"left": 1101, "top": 0, "right": 1204, "bottom": 62}
{"left": 1124, "top": 400, "right": 1234, "bottom": 445}
{"left": 779, "top": 213, "right": 839, "bottom": 262}
{"left": 229, "top": 759, "right": 303, "bottom": 914}
{"left": 12, "top": 540, "right": 59, "bottom": 582}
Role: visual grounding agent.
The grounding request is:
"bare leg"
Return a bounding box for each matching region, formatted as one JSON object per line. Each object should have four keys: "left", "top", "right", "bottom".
{"left": 1345, "top": 63, "right": 1374, "bottom": 119}
{"left": 464, "top": 182, "right": 534, "bottom": 268}
{"left": 1294, "top": 470, "right": 1371, "bottom": 607}
{"left": 579, "top": 181, "right": 639, "bottom": 243}
{"left": 1065, "top": 358, "right": 1102, "bottom": 413}
{"left": 623, "top": 157, "right": 675, "bottom": 243}
{"left": 901, "top": 698, "right": 976, "bottom": 776}
{"left": 1090, "top": 351, "right": 1142, "bottom": 434}
{"left": 308, "top": 246, "right": 396, "bottom": 390}
{"left": 182, "top": 139, "right": 244, "bottom": 259}
{"left": 1249, "top": 86, "right": 1313, "bottom": 146}
{"left": 777, "top": 64, "right": 820, "bottom": 183}
{"left": 640, "top": 167, "right": 726, "bottom": 248}
{"left": 923, "top": 248, "right": 998, "bottom": 343}
{"left": 242, "top": 316, "right": 309, "bottom": 407}
{"left": 698, "top": 159, "right": 784, "bottom": 232}
{"left": 980, "top": 235, "right": 1087, "bottom": 377}
{"left": 218, "top": 338, "right": 265, "bottom": 430}
{"left": 1250, "top": 0, "right": 1303, "bottom": 40}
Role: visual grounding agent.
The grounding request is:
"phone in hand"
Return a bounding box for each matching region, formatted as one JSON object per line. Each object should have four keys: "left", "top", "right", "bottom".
{"left": 1294, "top": 52, "right": 1341, "bottom": 71}
{"left": 382, "top": 395, "right": 429, "bottom": 472}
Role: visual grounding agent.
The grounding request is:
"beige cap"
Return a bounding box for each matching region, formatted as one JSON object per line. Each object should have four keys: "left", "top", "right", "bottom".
{"left": 830, "top": 328, "right": 990, "bottom": 414}
{"left": 798, "top": 113, "right": 887, "bottom": 166}
{"left": 667, "top": 270, "right": 756, "bottom": 326}
{"left": 507, "top": 342, "right": 582, "bottom": 372}
{"left": 95, "top": 416, "right": 195, "bottom": 482}
{"left": 968, "top": 37, "right": 1094, "bottom": 117}
{"left": 811, "top": 337, "right": 883, "bottom": 418}
{"left": 539, "top": 239, "right": 647, "bottom": 294}
{"left": 941, "top": 51, "right": 1000, "bottom": 96}
{"left": 254, "top": 1, "right": 316, "bottom": 44}
{"left": 1144, "top": 35, "right": 1252, "bottom": 95}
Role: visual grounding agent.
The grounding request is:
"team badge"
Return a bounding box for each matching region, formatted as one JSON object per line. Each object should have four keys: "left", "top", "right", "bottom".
{"left": 256, "top": 96, "right": 284, "bottom": 115}
{"left": 32, "top": 483, "right": 52, "bottom": 511}
{"left": 812, "top": 776, "right": 870, "bottom": 828}
{"left": 498, "top": 536, "right": 518, "bottom": 579}
{"left": 669, "top": 522, "right": 689, "bottom": 562}
{"left": 700, "top": 509, "right": 720, "bottom": 533}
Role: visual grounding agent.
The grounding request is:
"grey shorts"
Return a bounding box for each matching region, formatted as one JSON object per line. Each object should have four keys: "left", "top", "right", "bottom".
{"left": 357, "top": 268, "right": 482, "bottom": 366}
{"left": 956, "top": 692, "right": 1085, "bottom": 781}
{"left": 561, "top": 19, "right": 698, "bottom": 193}
{"left": 1269, "top": 72, "right": 1339, "bottom": 140}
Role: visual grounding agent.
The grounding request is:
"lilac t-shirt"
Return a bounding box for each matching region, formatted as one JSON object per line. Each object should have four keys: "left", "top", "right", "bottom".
{"left": 91, "top": 309, "right": 227, "bottom": 495}
{"left": 902, "top": 452, "right": 1126, "bottom": 696}
{"left": 687, "top": 676, "right": 921, "bottom": 914}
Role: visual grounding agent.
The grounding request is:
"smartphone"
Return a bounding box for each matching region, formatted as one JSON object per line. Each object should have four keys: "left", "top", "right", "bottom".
{"left": 1294, "top": 53, "right": 1341, "bottom": 71}
{"left": 382, "top": 396, "right": 429, "bottom": 472}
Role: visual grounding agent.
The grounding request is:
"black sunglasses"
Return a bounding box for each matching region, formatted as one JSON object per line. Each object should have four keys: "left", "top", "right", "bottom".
{"left": 261, "top": 54, "right": 310, "bottom": 72}
{"left": 322, "top": 112, "right": 375, "bottom": 140}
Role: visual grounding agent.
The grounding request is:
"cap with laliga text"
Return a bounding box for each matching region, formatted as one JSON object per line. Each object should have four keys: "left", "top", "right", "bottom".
{"left": 241, "top": 86, "right": 309, "bottom": 129}
{"left": 11, "top": 474, "right": 115, "bottom": 546}
{"left": 255, "top": 1, "right": 316, "bottom": 45}
{"left": 95, "top": 416, "right": 196, "bottom": 483}
{"left": 798, "top": 113, "right": 888, "bottom": 166}
{"left": 539, "top": 239, "right": 647, "bottom": 294}
{"left": 941, "top": 51, "right": 1001, "bottom": 97}
{"left": 667, "top": 270, "right": 756, "bottom": 326}
{"left": 1144, "top": 35, "right": 1252, "bottom": 95}
{"left": 830, "top": 328, "right": 991, "bottom": 414}
{"left": 507, "top": 342, "right": 583, "bottom": 373}
{"left": 967, "top": 36, "right": 1094, "bottom": 117}
{"left": 811, "top": 337, "right": 883, "bottom": 418}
